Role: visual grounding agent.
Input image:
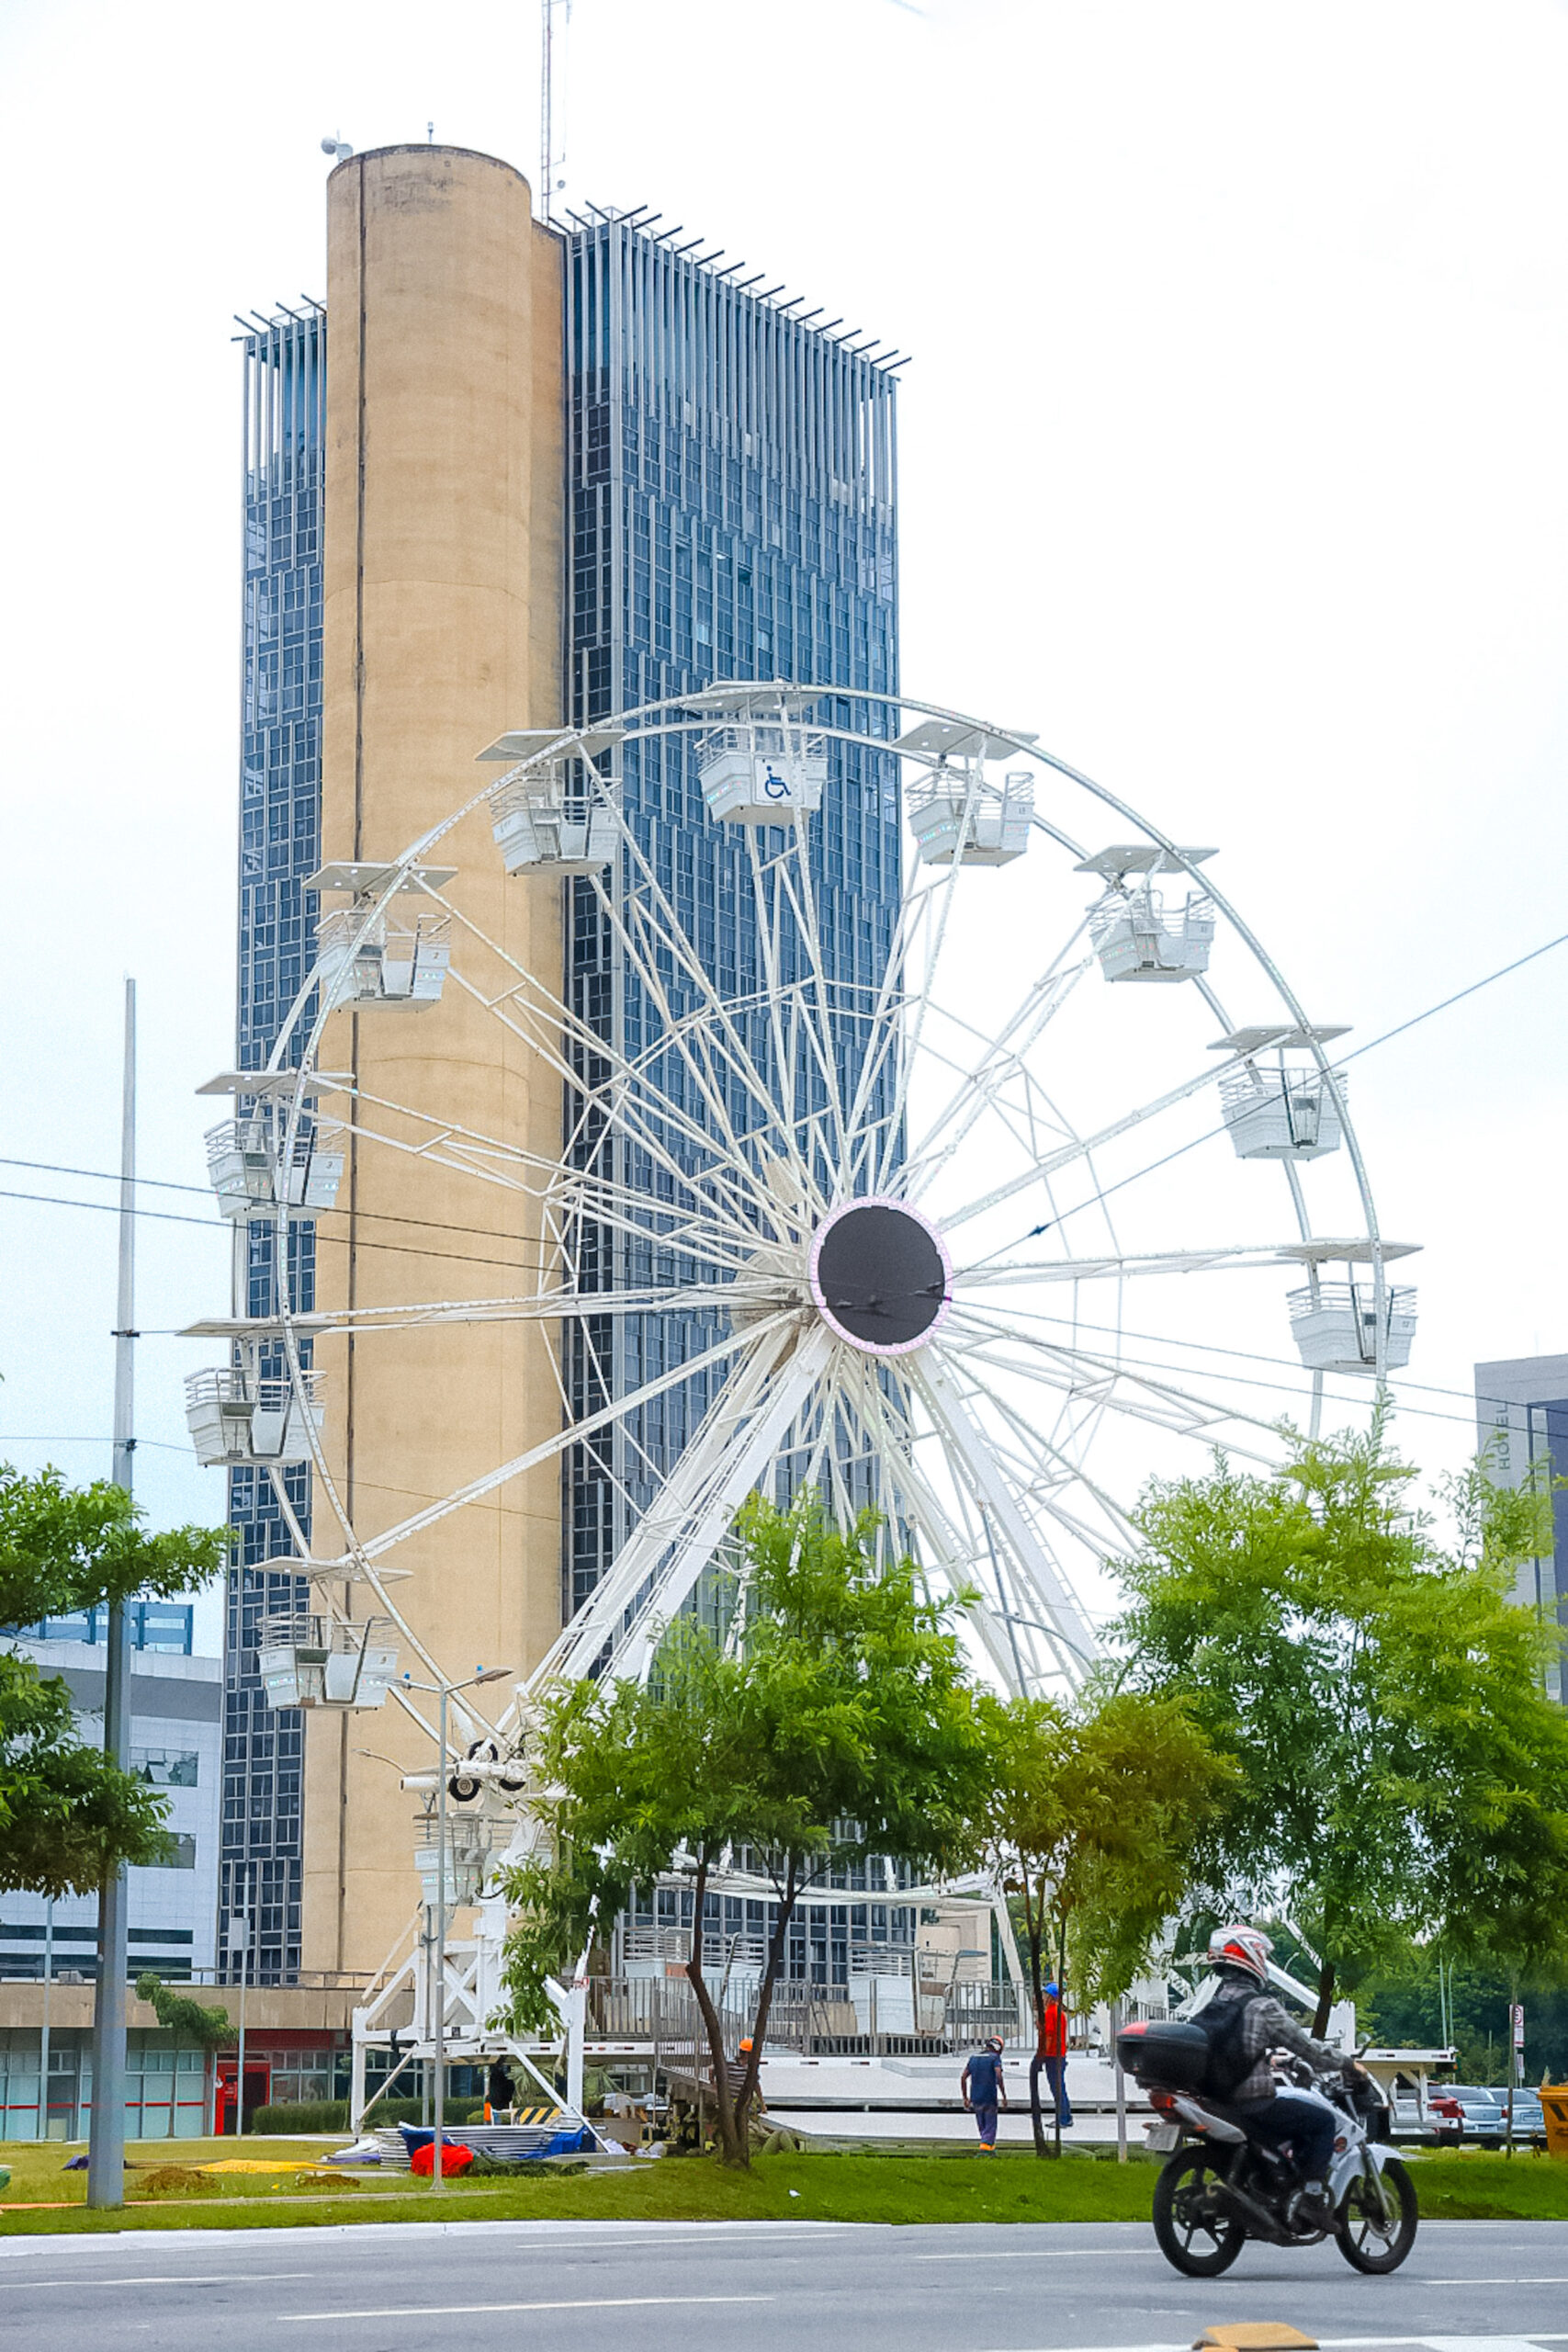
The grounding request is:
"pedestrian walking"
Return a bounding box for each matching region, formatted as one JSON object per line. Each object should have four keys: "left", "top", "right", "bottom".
{"left": 484, "top": 2056, "right": 514, "bottom": 2123}
{"left": 1037, "top": 1980, "right": 1073, "bottom": 2128}
{"left": 961, "top": 2034, "right": 1008, "bottom": 2151}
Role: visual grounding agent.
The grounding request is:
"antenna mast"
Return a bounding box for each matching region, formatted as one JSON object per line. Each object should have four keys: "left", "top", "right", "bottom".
{"left": 540, "top": 0, "right": 569, "bottom": 222}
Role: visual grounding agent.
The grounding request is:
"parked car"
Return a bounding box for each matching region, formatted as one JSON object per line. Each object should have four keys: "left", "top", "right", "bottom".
{"left": 1429, "top": 2086, "right": 1508, "bottom": 2143}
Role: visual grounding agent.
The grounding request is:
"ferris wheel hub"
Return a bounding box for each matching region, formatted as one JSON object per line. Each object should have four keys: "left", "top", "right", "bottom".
{"left": 807, "top": 1197, "right": 953, "bottom": 1358}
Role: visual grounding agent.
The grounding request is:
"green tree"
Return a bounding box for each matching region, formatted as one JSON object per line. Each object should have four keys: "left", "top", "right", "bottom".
{"left": 1114, "top": 1423, "right": 1568, "bottom": 2032}
{"left": 135, "top": 1973, "right": 231, "bottom": 2048}
{"left": 0, "top": 1464, "right": 229, "bottom": 1894}
{"left": 502, "top": 1496, "right": 992, "bottom": 2166}
{"left": 982, "top": 1689, "right": 1235, "bottom": 2153}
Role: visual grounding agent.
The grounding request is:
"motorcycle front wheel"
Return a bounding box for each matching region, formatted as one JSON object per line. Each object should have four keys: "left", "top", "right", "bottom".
{"left": 1152, "top": 2146, "right": 1247, "bottom": 2277}
{"left": 1337, "top": 2156, "right": 1418, "bottom": 2273}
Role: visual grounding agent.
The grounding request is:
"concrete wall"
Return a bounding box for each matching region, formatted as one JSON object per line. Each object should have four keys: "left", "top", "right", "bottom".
{"left": 306, "top": 145, "right": 566, "bottom": 1974}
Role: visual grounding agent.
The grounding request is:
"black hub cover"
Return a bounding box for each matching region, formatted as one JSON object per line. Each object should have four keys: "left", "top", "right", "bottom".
{"left": 810, "top": 1203, "right": 950, "bottom": 1353}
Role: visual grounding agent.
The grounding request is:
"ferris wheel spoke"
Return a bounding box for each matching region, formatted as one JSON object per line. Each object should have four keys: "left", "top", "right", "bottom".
{"left": 539, "top": 1319, "right": 840, "bottom": 1686}
{"left": 923, "top": 1361, "right": 1139, "bottom": 1560}
{"left": 837, "top": 1352, "right": 1034, "bottom": 1691}
{"left": 953, "top": 1238, "right": 1317, "bottom": 1289}
{"left": 611, "top": 881, "right": 808, "bottom": 1224}
{"left": 932, "top": 1046, "right": 1263, "bottom": 1239}
{"left": 456, "top": 967, "right": 781, "bottom": 1257}
{"left": 321, "top": 1098, "right": 762, "bottom": 1281}
{"left": 766, "top": 823, "right": 854, "bottom": 1174}
{"left": 900, "top": 959, "right": 1092, "bottom": 1203}
{"left": 908, "top": 1352, "right": 1100, "bottom": 1675}
{"left": 608, "top": 813, "right": 818, "bottom": 1194}
{"left": 942, "top": 1307, "right": 1283, "bottom": 1461}
{"left": 870, "top": 818, "right": 978, "bottom": 1196}
{"left": 338, "top": 1309, "right": 797, "bottom": 1569}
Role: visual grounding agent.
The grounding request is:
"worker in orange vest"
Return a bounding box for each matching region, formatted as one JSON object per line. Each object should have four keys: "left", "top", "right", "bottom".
{"left": 1036, "top": 1981, "right": 1073, "bottom": 2128}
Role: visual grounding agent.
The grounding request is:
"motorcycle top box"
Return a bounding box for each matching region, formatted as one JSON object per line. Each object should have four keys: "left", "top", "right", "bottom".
{"left": 1117, "top": 2018, "right": 1212, "bottom": 2091}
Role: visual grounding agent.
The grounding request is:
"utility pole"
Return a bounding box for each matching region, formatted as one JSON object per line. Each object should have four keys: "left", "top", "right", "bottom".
{"left": 539, "top": 0, "right": 569, "bottom": 222}
{"left": 88, "top": 978, "right": 136, "bottom": 2209}
{"left": 40, "top": 1897, "right": 54, "bottom": 2141}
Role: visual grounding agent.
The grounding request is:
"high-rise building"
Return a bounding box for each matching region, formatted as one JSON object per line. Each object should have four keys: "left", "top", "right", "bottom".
{"left": 225, "top": 146, "right": 899, "bottom": 1981}
{"left": 1475, "top": 1350, "right": 1568, "bottom": 1704}
{"left": 0, "top": 1607, "right": 222, "bottom": 1985}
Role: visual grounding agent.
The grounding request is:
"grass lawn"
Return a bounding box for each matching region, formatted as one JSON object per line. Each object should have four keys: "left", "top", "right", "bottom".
{"left": 2, "top": 2138, "right": 1566, "bottom": 2233}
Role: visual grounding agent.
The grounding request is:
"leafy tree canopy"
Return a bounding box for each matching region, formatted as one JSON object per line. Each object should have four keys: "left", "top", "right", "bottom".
{"left": 0, "top": 1463, "right": 228, "bottom": 1897}
{"left": 980, "top": 1687, "right": 1235, "bottom": 2152}
{"left": 1113, "top": 1420, "right": 1568, "bottom": 2027}
{"left": 135, "top": 1973, "right": 231, "bottom": 2048}
{"left": 502, "top": 1495, "right": 993, "bottom": 2164}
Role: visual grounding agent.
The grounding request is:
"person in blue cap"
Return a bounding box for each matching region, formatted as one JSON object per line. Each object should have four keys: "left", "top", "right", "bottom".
{"left": 961, "top": 2036, "right": 1008, "bottom": 2150}
{"left": 1038, "top": 1981, "right": 1073, "bottom": 2128}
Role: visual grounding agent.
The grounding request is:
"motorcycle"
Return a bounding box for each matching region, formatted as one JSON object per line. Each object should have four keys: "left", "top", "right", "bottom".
{"left": 1117, "top": 2018, "right": 1419, "bottom": 2278}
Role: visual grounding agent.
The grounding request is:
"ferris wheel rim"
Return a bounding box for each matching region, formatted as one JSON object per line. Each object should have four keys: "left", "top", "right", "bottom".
{"left": 236, "top": 684, "right": 1398, "bottom": 1724}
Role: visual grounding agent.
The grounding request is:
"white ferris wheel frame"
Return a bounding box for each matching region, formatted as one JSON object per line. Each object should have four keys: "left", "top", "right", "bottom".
{"left": 231, "top": 686, "right": 1395, "bottom": 1760}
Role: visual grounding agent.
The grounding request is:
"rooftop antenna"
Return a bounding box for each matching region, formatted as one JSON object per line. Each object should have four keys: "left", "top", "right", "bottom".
{"left": 540, "top": 0, "right": 570, "bottom": 222}
{"left": 321, "top": 133, "right": 354, "bottom": 164}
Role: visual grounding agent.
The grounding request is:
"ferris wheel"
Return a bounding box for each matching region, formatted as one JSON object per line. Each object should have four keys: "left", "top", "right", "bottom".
{"left": 186, "top": 685, "right": 1416, "bottom": 1749}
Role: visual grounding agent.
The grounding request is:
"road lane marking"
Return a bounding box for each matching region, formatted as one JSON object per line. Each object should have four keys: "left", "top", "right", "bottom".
{"left": 279, "top": 2296, "right": 774, "bottom": 2323}
{"left": 914, "top": 2251, "right": 1084, "bottom": 2261}
{"left": 4, "top": 2275, "right": 312, "bottom": 2290}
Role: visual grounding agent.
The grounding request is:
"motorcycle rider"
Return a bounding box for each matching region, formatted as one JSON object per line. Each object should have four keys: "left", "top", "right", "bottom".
{"left": 1200, "top": 1924, "right": 1354, "bottom": 2231}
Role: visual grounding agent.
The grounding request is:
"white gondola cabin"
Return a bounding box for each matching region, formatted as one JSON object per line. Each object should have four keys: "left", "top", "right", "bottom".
{"left": 895, "top": 718, "right": 1039, "bottom": 867}
{"left": 258, "top": 1612, "right": 399, "bottom": 1711}
{"left": 414, "top": 1812, "right": 507, "bottom": 1909}
{"left": 184, "top": 1367, "right": 323, "bottom": 1466}
{"left": 908, "top": 769, "right": 1034, "bottom": 866}
{"left": 1280, "top": 1240, "right": 1420, "bottom": 1374}
{"left": 697, "top": 724, "right": 827, "bottom": 824}
{"left": 689, "top": 686, "right": 827, "bottom": 825}
{"left": 204, "top": 1114, "right": 344, "bottom": 1216}
{"left": 1288, "top": 1279, "right": 1417, "bottom": 1374}
{"left": 477, "top": 724, "right": 624, "bottom": 874}
{"left": 1078, "top": 844, "right": 1218, "bottom": 982}
{"left": 309, "top": 863, "right": 456, "bottom": 1008}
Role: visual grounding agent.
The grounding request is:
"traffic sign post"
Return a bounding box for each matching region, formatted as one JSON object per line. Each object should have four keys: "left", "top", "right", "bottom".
{"left": 1508, "top": 2003, "right": 1526, "bottom": 2153}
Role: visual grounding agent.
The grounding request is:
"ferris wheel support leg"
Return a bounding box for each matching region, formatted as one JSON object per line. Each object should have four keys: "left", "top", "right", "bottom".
{"left": 349, "top": 2009, "right": 368, "bottom": 2134}
{"left": 915, "top": 1357, "right": 1100, "bottom": 1681}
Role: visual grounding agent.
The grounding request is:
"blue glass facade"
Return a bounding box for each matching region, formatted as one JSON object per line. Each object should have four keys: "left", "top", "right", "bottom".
{"left": 227, "top": 310, "right": 325, "bottom": 1982}
{"left": 225, "top": 220, "right": 900, "bottom": 1973}
{"left": 561, "top": 219, "right": 901, "bottom": 1615}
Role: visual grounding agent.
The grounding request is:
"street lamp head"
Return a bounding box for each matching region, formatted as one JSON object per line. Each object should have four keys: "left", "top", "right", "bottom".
{"left": 473, "top": 1666, "right": 512, "bottom": 1686}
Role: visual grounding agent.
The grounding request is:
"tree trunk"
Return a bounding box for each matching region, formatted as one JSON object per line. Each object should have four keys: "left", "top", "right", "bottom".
{"left": 1311, "top": 1956, "right": 1337, "bottom": 2041}
{"left": 730, "top": 1857, "right": 801, "bottom": 2150}
{"left": 1026, "top": 1902, "right": 1046, "bottom": 2158}
{"left": 682, "top": 1851, "right": 739, "bottom": 2165}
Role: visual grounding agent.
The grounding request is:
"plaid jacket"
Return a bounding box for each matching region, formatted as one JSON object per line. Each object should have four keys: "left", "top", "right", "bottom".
{"left": 1211, "top": 1980, "right": 1342, "bottom": 2105}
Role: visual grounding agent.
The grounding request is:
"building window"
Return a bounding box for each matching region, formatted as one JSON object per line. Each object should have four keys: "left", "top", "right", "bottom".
{"left": 145, "top": 1834, "right": 197, "bottom": 1871}
{"left": 132, "top": 1749, "right": 200, "bottom": 1789}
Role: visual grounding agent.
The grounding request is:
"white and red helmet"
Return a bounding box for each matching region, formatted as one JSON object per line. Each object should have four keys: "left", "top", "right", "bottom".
{"left": 1206, "top": 1924, "right": 1273, "bottom": 1985}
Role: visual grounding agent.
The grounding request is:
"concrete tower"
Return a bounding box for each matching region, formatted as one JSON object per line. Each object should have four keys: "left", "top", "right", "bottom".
{"left": 305, "top": 147, "right": 566, "bottom": 1973}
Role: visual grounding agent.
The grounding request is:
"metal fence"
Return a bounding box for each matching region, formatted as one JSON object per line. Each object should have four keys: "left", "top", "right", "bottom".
{"left": 585, "top": 1974, "right": 1034, "bottom": 2057}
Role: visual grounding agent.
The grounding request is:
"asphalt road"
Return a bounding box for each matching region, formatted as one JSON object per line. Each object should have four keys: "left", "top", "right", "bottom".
{"left": 4, "top": 2216, "right": 1568, "bottom": 2352}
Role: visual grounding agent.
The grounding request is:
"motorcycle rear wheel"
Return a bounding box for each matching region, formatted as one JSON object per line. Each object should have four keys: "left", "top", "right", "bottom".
{"left": 1152, "top": 2147, "right": 1247, "bottom": 2277}
{"left": 1337, "top": 2156, "right": 1418, "bottom": 2274}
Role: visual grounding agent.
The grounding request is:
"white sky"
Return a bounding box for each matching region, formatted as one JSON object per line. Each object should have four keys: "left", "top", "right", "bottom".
{"left": 3, "top": 0, "right": 1566, "bottom": 1652}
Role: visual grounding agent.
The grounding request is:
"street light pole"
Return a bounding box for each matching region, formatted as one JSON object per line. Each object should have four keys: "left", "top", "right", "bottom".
{"left": 401, "top": 1666, "right": 511, "bottom": 2194}
{"left": 433, "top": 1677, "right": 448, "bottom": 2191}
{"left": 88, "top": 977, "right": 136, "bottom": 2211}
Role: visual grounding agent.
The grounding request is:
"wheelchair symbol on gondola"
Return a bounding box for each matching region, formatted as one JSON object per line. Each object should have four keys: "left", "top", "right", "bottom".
{"left": 761, "top": 763, "right": 792, "bottom": 801}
